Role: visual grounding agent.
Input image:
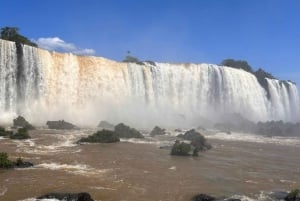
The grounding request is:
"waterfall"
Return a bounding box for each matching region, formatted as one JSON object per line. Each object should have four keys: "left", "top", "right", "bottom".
{"left": 0, "top": 39, "right": 299, "bottom": 127}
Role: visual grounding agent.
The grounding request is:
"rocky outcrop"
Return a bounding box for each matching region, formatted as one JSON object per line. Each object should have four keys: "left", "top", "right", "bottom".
{"left": 78, "top": 130, "right": 120, "bottom": 143}
{"left": 98, "top": 120, "right": 114, "bottom": 130}
{"left": 150, "top": 126, "right": 166, "bottom": 136}
{"left": 114, "top": 123, "right": 144, "bottom": 138}
{"left": 46, "top": 120, "right": 76, "bottom": 130}
{"left": 37, "top": 192, "right": 94, "bottom": 201}
{"left": 180, "top": 129, "right": 212, "bottom": 151}
{"left": 13, "top": 116, "right": 35, "bottom": 130}
{"left": 170, "top": 140, "right": 191, "bottom": 156}
{"left": 173, "top": 129, "right": 211, "bottom": 156}
{"left": 191, "top": 194, "right": 241, "bottom": 201}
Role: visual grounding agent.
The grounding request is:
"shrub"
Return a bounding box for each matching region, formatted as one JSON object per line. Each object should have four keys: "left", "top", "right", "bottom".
{"left": 0, "top": 152, "right": 13, "bottom": 168}
{"left": 10, "top": 127, "right": 30, "bottom": 139}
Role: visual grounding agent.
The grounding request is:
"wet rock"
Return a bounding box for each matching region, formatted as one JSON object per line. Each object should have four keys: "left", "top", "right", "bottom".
{"left": 182, "top": 129, "right": 212, "bottom": 151}
{"left": 114, "top": 123, "right": 144, "bottom": 138}
{"left": 46, "top": 120, "right": 76, "bottom": 130}
{"left": 78, "top": 130, "right": 120, "bottom": 143}
{"left": 150, "top": 126, "right": 166, "bottom": 136}
{"left": 176, "top": 134, "right": 184, "bottom": 138}
{"left": 37, "top": 192, "right": 94, "bottom": 201}
{"left": 192, "top": 194, "right": 215, "bottom": 201}
{"left": 97, "top": 120, "right": 114, "bottom": 130}
{"left": 174, "top": 128, "right": 182, "bottom": 132}
{"left": 13, "top": 116, "right": 35, "bottom": 130}
{"left": 170, "top": 140, "right": 191, "bottom": 156}
{"left": 191, "top": 194, "right": 241, "bottom": 201}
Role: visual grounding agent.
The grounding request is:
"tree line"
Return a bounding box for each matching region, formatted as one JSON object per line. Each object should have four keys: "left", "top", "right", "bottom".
{"left": 0, "top": 26, "right": 37, "bottom": 47}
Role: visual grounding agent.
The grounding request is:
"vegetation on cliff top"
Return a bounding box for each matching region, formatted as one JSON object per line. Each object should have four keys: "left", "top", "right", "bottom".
{"left": 0, "top": 26, "right": 37, "bottom": 47}
{"left": 221, "top": 58, "right": 294, "bottom": 97}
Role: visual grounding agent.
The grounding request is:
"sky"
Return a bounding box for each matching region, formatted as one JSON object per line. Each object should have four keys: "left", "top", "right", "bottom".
{"left": 1, "top": 0, "right": 300, "bottom": 85}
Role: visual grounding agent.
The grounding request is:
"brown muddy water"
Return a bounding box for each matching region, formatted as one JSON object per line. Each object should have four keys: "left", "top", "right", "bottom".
{"left": 0, "top": 129, "right": 299, "bottom": 201}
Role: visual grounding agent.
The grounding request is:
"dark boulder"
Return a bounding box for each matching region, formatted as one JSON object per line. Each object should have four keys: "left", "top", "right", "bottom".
{"left": 192, "top": 194, "right": 241, "bottom": 201}
{"left": 97, "top": 120, "right": 114, "bottom": 130}
{"left": 170, "top": 140, "right": 191, "bottom": 156}
{"left": 78, "top": 130, "right": 120, "bottom": 143}
{"left": 150, "top": 126, "right": 166, "bottom": 136}
{"left": 182, "top": 129, "right": 212, "bottom": 151}
{"left": 37, "top": 192, "right": 94, "bottom": 201}
{"left": 192, "top": 194, "right": 215, "bottom": 201}
{"left": 13, "top": 116, "right": 35, "bottom": 130}
{"left": 114, "top": 123, "right": 144, "bottom": 138}
{"left": 46, "top": 120, "right": 76, "bottom": 130}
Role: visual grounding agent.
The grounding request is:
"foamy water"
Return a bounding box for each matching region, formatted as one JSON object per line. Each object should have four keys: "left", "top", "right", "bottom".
{"left": 0, "top": 186, "right": 7, "bottom": 196}
{"left": 15, "top": 130, "right": 89, "bottom": 154}
{"left": 205, "top": 131, "right": 300, "bottom": 146}
{"left": 35, "top": 163, "right": 110, "bottom": 176}
{"left": 19, "top": 199, "right": 60, "bottom": 201}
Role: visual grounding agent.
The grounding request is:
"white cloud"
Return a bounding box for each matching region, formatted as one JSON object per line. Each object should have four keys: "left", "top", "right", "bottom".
{"left": 34, "top": 37, "right": 95, "bottom": 55}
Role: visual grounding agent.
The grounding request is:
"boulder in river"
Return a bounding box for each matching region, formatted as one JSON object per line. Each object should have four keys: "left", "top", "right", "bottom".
{"left": 98, "top": 120, "right": 114, "bottom": 130}
{"left": 191, "top": 194, "right": 241, "bottom": 201}
{"left": 46, "top": 120, "right": 76, "bottom": 130}
{"left": 37, "top": 192, "right": 94, "bottom": 201}
{"left": 114, "top": 123, "right": 144, "bottom": 138}
{"left": 150, "top": 126, "right": 166, "bottom": 136}
{"left": 13, "top": 116, "right": 35, "bottom": 130}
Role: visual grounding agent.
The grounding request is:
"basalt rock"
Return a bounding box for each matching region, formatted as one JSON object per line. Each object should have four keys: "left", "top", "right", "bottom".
{"left": 114, "top": 123, "right": 144, "bottom": 138}
{"left": 191, "top": 194, "right": 241, "bottom": 201}
{"left": 181, "top": 129, "right": 212, "bottom": 151}
{"left": 98, "top": 120, "right": 114, "bottom": 130}
{"left": 46, "top": 120, "right": 76, "bottom": 130}
{"left": 37, "top": 192, "right": 94, "bottom": 201}
{"left": 170, "top": 140, "right": 191, "bottom": 156}
{"left": 13, "top": 116, "right": 35, "bottom": 130}
{"left": 150, "top": 126, "right": 166, "bottom": 136}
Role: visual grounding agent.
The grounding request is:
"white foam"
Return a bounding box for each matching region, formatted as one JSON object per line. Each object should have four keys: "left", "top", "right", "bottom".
{"left": 205, "top": 131, "right": 300, "bottom": 146}
{"left": 168, "top": 166, "right": 176, "bottom": 170}
{"left": 90, "top": 186, "right": 116, "bottom": 191}
{"left": 35, "top": 162, "right": 110, "bottom": 176}
{"left": 0, "top": 186, "right": 7, "bottom": 196}
{"left": 16, "top": 131, "right": 88, "bottom": 154}
{"left": 120, "top": 138, "right": 173, "bottom": 147}
{"left": 18, "top": 198, "right": 59, "bottom": 201}
{"left": 229, "top": 191, "right": 279, "bottom": 201}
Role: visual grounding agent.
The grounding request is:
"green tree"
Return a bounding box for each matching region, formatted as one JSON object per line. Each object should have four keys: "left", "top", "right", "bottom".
{"left": 221, "top": 59, "right": 253, "bottom": 73}
{"left": 0, "top": 26, "right": 37, "bottom": 47}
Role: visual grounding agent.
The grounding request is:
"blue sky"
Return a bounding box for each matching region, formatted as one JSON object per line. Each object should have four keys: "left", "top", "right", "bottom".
{"left": 1, "top": 0, "right": 300, "bottom": 84}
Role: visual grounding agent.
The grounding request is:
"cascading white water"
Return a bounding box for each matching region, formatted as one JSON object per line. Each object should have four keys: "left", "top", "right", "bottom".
{"left": 0, "top": 39, "right": 299, "bottom": 127}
